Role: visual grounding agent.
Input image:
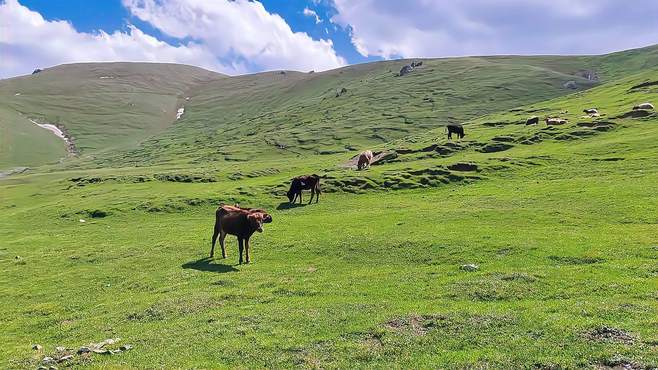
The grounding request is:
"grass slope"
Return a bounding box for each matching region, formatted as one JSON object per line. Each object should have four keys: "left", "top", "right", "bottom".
{"left": 0, "top": 106, "right": 67, "bottom": 170}
{"left": 0, "top": 62, "right": 222, "bottom": 170}
{"left": 3, "top": 45, "right": 658, "bottom": 171}
{"left": 1, "top": 48, "right": 658, "bottom": 368}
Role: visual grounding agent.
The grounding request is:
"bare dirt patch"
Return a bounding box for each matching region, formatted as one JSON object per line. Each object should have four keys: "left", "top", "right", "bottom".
{"left": 384, "top": 314, "right": 445, "bottom": 336}
{"left": 585, "top": 326, "right": 635, "bottom": 344}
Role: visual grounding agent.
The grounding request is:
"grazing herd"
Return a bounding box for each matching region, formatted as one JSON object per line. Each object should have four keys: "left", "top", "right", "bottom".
{"left": 209, "top": 101, "right": 654, "bottom": 264}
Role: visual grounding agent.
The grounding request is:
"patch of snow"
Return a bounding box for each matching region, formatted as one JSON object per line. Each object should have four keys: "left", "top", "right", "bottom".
{"left": 99, "top": 76, "right": 114, "bottom": 79}
{"left": 176, "top": 107, "right": 185, "bottom": 120}
{"left": 30, "top": 119, "right": 66, "bottom": 140}
{"left": 14, "top": 92, "right": 21, "bottom": 96}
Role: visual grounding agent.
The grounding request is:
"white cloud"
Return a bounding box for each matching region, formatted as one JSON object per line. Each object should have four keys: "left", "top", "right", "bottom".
{"left": 0, "top": 0, "right": 345, "bottom": 78}
{"left": 303, "top": 7, "right": 322, "bottom": 24}
{"left": 123, "top": 0, "right": 345, "bottom": 72}
{"left": 331, "top": 0, "right": 658, "bottom": 59}
{"left": 0, "top": 0, "right": 227, "bottom": 78}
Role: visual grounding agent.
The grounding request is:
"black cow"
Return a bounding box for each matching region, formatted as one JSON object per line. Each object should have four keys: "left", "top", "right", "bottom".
{"left": 446, "top": 124, "right": 465, "bottom": 140}
{"left": 287, "top": 175, "right": 321, "bottom": 204}
{"left": 526, "top": 116, "right": 539, "bottom": 125}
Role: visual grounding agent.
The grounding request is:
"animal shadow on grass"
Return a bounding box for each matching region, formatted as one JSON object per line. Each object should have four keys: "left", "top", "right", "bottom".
{"left": 182, "top": 257, "right": 238, "bottom": 273}
{"left": 276, "top": 202, "right": 308, "bottom": 210}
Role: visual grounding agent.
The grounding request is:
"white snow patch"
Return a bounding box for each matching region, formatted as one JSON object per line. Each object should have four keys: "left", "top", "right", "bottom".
{"left": 30, "top": 119, "right": 66, "bottom": 140}
{"left": 176, "top": 107, "right": 185, "bottom": 120}
{"left": 14, "top": 92, "right": 21, "bottom": 96}
{"left": 99, "top": 76, "right": 114, "bottom": 79}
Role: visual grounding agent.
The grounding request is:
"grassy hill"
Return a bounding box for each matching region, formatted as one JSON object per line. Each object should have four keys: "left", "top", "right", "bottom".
{"left": 0, "top": 46, "right": 657, "bottom": 368}
{"left": 94, "top": 46, "right": 658, "bottom": 167}
{"left": 3, "top": 45, "right": 658, "bottom": 171}
{"left": 0, "top": 62, "right": 222, "bottom": 169}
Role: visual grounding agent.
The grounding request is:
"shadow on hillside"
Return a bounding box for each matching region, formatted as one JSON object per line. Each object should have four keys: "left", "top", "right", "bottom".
{"left": 182, "top": 257, "right": 238, "bottom": 273}
{"left": 276, "top": 202, "right": 308, "bottom": 210}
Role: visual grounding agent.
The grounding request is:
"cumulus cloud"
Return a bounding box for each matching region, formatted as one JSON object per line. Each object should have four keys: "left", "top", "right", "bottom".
{"left": 331, "top": 0, "right": 658, "bottom": 59}
{"left": 0, "top": 0, "right": 225, "bottom": 78}
{"left": 123, "top": 0, "right": 345, "bottom": 72}
{"left": 0, "top": 0, "right": 345, "bottom": 78}
{"left": 303, "top": 7, "right": 322, "bottom": 24}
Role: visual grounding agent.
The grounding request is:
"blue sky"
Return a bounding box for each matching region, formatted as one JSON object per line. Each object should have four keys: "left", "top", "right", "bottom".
{"left": 2, "top": 0, "right": 658, "bottom": 78}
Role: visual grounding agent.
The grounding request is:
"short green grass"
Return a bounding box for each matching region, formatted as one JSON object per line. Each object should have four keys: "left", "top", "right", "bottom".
{"left": 0, "top": 106, "right": 67, "bottom": 170}
{"left": 1, "top": 47, "right": 658, "bottom": 368}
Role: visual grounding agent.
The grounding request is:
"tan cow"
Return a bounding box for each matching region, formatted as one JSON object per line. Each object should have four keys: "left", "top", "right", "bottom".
{"left": 545, "top": 117, "right": 568, "bottom": 125}
{"left": 633, "top": 103, "right": 655, "bottom": 110}
{"left": 357, "top": 150, "right": 374, "bottom": 170}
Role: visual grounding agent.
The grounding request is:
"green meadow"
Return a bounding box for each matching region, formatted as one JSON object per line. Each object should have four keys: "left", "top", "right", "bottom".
{"left": 1, "top": 46, "right": 657, "bottom": 368}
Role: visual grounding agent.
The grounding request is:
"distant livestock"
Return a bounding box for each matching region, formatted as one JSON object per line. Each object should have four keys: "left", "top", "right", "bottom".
{"left": 633, "top": 103, "right": 654, "bottom": 110}
{"left": 211, "top": 204, "right": 272, "bottom": 264}
{"left": 545, "top": 117, "right": 568, "bottom": 125}
{"left": 287, "top": 175, "right": 321, "bottom": 204}
{"left": 526, "top": 116, "right": 539, "bottom": 125}
{"left": 583, "top": 108, "right": 598, "bottom": 114}
{"left": 357, "top": 150, "right": 374, "bottom": 170}
{"left": 446, "top": 124, "right": 465, "bottom": 139}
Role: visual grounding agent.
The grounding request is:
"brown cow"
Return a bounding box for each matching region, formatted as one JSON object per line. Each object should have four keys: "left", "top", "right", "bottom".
{"left": 357, "top": 150, "right": 373, "bottom": 170}
{"left": 287, "top": 175, "right": 321, "bottom": 204}
{"left": 210, "top": 204, "right": 272, "bottom": 264}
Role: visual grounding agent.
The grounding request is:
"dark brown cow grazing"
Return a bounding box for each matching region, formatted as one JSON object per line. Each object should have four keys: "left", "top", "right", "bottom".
{"left": 210, "top": 204, "right": 272, "bottom": 264}
{"left": 287, "top": 175, "right": 321, "bottom": 204}
{"left": 446, "top": 124, "right": 465, "bottom": 139}
{"left": 357, "top": 150, "right": 373, "bottom": 170}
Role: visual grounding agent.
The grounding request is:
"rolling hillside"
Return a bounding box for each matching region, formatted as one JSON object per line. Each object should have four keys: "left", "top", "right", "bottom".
{"left": 0, "top": 62, "right": 223, "bottom": 169}
{"left": 2, "top": 44, "right": 658, "bottom": 171}
{"left": 0, "top": 46, "right": 657, "bottom": 368}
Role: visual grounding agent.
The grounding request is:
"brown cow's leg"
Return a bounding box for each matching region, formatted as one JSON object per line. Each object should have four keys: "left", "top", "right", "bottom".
{"left": 316, "top": 187, "right": 320, "bottom": 203}
{"left": 308, "top": 188, "right": 314, "bottom": 204}
{"left": 210, "top": 224, "right": 220, "bottom": 258}
{"left": 238, "top": 238, "right": 244, "bottom": 264}
{"left": 219, "top": 230, "right": 227, "bottom": 259}
{"left": 245, "top": 238, "right": 251, "bottom": 263}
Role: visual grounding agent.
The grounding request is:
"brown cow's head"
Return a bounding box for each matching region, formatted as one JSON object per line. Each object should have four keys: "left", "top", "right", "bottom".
{"left": 248, "top": 212, "right": 272, "bottom": 233}
{"left": 286, "top": 189, "right": 295, "bottom": 203}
